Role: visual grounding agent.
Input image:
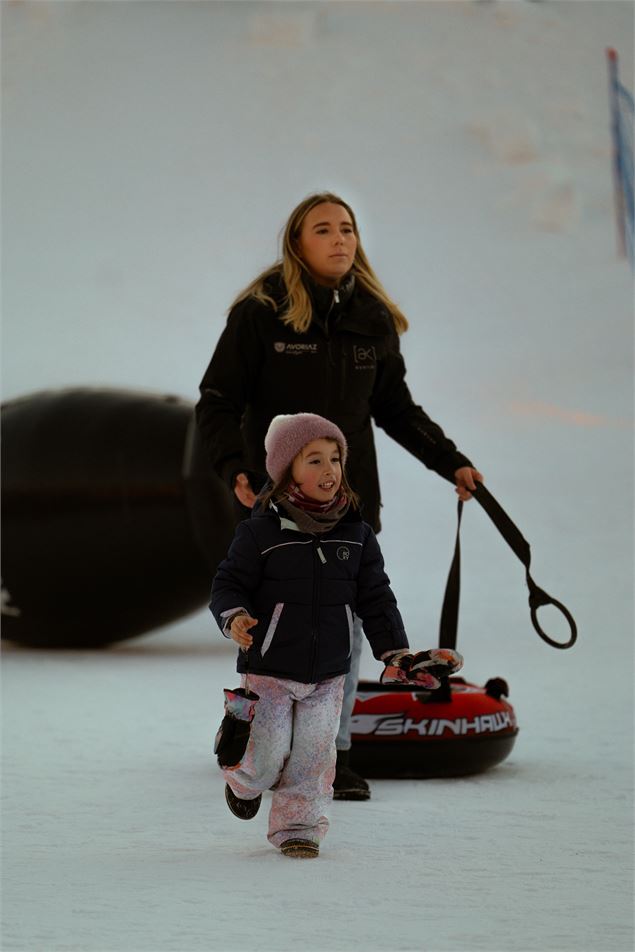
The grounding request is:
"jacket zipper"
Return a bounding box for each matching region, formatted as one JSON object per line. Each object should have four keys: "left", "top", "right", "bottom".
{"left": 309, "top": 537, "right": 325, "bottom": 682}
{"left": 324, "top": 289, "right": 339, "bottom": 415}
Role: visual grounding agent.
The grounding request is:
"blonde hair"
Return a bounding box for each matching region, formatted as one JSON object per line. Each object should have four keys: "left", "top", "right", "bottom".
{"left": 230, "top": 192, "right": 409, "bottom": 335}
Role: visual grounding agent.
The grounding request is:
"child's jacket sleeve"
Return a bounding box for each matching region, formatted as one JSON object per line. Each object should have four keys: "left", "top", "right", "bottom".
{"left": 355, "top": 527, "right": 409, "bottom": 659}
{"left": 210, "top": 522, "right": 263, "bottom": 635}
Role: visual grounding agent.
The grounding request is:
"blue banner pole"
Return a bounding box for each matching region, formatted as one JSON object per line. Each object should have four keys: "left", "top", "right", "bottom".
{"left": 607, "top": 48, "right": 627, "bottom": 259}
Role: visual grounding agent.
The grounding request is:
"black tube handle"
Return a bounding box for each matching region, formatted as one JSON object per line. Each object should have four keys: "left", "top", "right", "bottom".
{"left": 527, "top": 581, "right": 578, "bottom": 649}
{"left": 439, "top": 482, "right": 578, "bottom": 651}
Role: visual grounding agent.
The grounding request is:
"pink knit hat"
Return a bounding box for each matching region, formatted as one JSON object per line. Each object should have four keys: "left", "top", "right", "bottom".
{"left": 264, "top": 413, "right": 348, "bottom": 483}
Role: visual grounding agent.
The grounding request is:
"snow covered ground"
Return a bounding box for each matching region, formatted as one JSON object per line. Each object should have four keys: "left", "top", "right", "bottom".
{"left": 2, "top": 615, "right": 633, "bottom": 952}
{"left": 2, "top": 2, "right": 633, "bottom": 951}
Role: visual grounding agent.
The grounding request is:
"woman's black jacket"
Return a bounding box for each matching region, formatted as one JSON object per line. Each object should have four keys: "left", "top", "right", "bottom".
{"left": 196, "top": 273, "right": 472, "bottom": 532}
{"left": 210, "top": 503, "right": 408, "bottom": 684}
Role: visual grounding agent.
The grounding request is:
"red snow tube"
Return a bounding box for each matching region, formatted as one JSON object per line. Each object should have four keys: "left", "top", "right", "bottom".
{"left": 350, "top": 677, "right": 518, "bottom": 778}
{"left": 348, "top": 483, "right": 575, "bottom": 779}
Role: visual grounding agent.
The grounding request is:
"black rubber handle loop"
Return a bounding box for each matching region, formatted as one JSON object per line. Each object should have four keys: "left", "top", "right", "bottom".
{"left": 439, "top": 482, "right": 577, "bottom": 651}
{"left": 527, "top": 584, "right": 578, "bottom": 649}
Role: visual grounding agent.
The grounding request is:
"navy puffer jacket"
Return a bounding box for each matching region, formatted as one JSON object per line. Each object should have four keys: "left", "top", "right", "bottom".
{"left": 210, "top": 502, "right": 408, "bottom": 684}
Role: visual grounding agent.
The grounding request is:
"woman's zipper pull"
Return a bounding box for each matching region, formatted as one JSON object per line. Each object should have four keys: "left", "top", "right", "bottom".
{"left": 333, "top": 289, "right": 340, "bottom": 305}
{"left": 316, "top": 544, "right": 327, "bottom": 564}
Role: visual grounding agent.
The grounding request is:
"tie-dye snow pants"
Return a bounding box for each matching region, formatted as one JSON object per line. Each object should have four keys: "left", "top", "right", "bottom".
{"left": 222, "top": 673, "right": 345, "bottom": 848}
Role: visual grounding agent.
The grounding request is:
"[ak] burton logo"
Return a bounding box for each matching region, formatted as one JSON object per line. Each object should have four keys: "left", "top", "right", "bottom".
{"left": 353, "top": 345, "right": 377, "bottom": 368}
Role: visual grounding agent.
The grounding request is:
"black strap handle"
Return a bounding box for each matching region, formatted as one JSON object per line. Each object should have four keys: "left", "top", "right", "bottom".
{"left": 439, "top": 482, "right": 577, "bottom": 651}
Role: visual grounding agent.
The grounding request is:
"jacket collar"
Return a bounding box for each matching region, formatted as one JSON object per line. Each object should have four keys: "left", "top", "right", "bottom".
{"left": 304, "top": 272, "right": 392, "bottom": 337}
{"left": 264, "top": 498, "right": 363, "bottom": 533}
{"left": 266, "top": 499, "right": 300, "bottom": 533}
{"left": 264, "top": 269, "right": 392, "bottom": 338}
{"left": 303, "top": 272, "right": 355, "bottom": 320}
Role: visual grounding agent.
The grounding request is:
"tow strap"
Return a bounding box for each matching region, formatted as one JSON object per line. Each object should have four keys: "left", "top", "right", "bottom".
{"left": 439, "top": 482, "right": 578, "bottom": 651}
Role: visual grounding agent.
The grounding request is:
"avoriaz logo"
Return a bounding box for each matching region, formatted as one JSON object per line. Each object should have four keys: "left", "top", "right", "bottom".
{"left": 274, "top": 342, "right": 318, "bottom": 355}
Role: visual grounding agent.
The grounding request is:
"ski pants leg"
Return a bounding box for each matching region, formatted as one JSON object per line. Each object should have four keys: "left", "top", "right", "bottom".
{"left": 222, "top": 674, "right": 345, "bottom": 847}
{"left": 335, "top": 615, "right": 364, "bottom": 751}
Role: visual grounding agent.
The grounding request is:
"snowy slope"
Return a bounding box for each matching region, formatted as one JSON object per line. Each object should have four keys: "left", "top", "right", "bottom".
{"left": 1, "top": 2, "right": 633, "bottom": 951}
{"left": 2, "top": 619, "right": 632, "bottom": 952}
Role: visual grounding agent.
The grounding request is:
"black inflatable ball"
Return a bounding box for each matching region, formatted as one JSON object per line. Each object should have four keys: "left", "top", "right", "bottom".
{"left": 1, "top": 388, "right": 236, "bottom": 648}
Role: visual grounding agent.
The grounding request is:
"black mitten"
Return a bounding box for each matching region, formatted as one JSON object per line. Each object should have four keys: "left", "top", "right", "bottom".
{"left": 213, "top": 688, "right": 259, "bottom": 768}
{"left": 214, "top": 714, "right": 253, "bottom": 768}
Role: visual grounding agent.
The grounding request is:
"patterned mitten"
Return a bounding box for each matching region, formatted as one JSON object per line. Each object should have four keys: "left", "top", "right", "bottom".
{"left": 408, "top": 648, "right": 464, "bottom": 687}
{"left": 380, "top": 649, "right": 415, "bottom": 684}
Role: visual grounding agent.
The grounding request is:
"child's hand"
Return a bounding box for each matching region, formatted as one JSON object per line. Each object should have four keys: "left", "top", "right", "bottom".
{"left": 230, "top": 613, "right": 258, "bottom": 649}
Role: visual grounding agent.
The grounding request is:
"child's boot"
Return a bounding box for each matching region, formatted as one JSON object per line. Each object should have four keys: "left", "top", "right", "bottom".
{"left": 332, "top": 749, "right": 371, "bottom": 801}
{"left": 280, "top": 838, "right": 319, "bottom": 858}
{"left": 224, "top": 784, "right": 262, "bottom": 820}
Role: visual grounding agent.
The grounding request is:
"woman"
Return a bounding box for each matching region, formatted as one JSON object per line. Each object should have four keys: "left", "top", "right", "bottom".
{"left": 196, "top": 191, "right": 483, "bottom": 800}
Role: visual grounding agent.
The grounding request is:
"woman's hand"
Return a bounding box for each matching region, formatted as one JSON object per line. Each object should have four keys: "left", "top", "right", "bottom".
{"left": 234, "top": 473, "right": 257, "bottom": 509}
{"left": 454, "top": 466, "right": 484, "bottom": 501}
{"left": 230, "top": 613, "right": 258, "bottom": 649}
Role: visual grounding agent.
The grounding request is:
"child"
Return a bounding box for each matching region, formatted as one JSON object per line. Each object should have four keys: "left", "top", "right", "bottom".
{"left": 210, "top": 413, "right": 463, "bottom": 859}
